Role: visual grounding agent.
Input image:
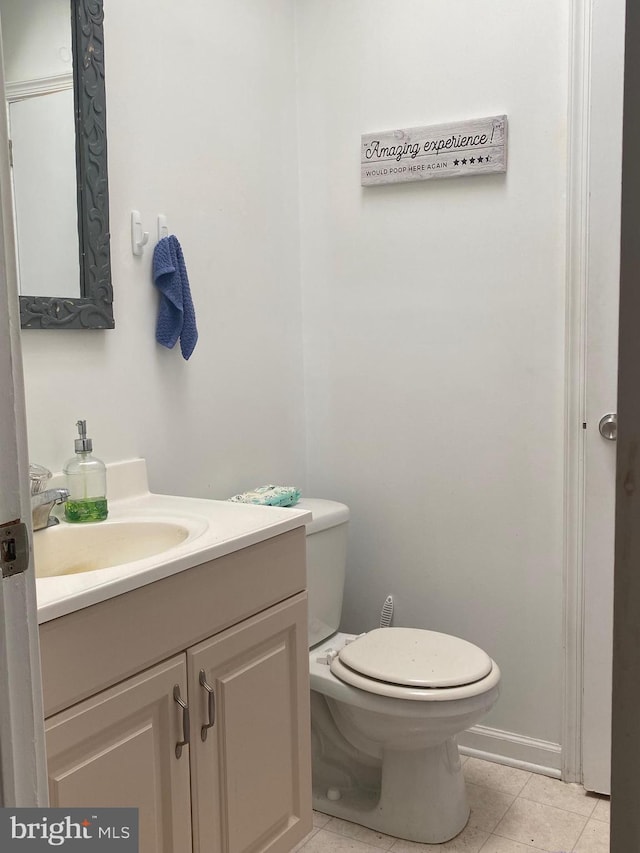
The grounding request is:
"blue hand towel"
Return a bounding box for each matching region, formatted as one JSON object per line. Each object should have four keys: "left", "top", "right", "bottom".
{"left": 152, "top": 235, "right": 198, "bottom": 360}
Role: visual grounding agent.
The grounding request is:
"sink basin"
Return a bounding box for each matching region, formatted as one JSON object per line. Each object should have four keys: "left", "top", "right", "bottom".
{"left": 33, "top": 459, "right": 312, "bottom": 624}
{"left": 34, "top": 520, "right": 191, "bottom": 578}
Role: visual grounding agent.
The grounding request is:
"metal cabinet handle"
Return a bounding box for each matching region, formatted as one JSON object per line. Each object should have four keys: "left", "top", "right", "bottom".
{"left": 173, "top": 685, "right": 190, "bottom": 759}
{"left": 199, "top": 669, "right": 216, "bottom": 741}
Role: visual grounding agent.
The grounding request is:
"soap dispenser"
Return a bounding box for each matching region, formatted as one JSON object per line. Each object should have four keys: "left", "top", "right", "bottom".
{"left": 63, "top": 420, "right": 108, "bottom": 523}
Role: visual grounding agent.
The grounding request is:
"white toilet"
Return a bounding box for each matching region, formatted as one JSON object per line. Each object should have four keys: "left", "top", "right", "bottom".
{"left": 300, "top": 498, "right": 501, "bottom": 844}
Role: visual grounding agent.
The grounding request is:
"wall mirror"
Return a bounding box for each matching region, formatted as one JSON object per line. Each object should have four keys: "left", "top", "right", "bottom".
{"left": 0, "top": 0, "right": 113, "bottom": 329}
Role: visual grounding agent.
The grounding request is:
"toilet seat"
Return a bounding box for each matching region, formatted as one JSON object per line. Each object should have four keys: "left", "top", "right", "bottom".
{"left": 329, "top": 628, "right": 497, "bottom": 701}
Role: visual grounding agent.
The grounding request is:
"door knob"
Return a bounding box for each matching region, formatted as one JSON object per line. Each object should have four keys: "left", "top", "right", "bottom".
{"left": 598, "top": 413, "right": 617, "bottom": 441}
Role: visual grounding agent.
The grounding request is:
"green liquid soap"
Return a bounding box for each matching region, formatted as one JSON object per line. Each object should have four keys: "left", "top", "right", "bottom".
{"left": 63, "top": 420, "right": 108, "bottom": 523}
{"left": 64, "top": 497, "right": 108, "bottom": 523}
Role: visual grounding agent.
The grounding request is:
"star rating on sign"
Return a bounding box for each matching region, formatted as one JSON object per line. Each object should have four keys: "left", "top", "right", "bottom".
{"left": 453, "top": 154, "right": 491, "bottom": 167}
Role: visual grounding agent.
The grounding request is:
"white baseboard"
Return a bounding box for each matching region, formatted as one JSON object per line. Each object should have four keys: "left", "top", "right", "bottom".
{"left": 458, "top": 724, "right": 562, "bottom": 779}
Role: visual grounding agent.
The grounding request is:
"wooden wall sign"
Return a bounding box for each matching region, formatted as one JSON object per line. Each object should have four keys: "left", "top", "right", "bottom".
{"left": 361, "top": 115, "right": 507, "bottom": 186}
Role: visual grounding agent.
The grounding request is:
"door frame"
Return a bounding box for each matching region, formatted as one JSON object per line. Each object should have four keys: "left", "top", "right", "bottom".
{"left": 611, "top": 1, "right": 640, "bottom": 845}
{"left": 562, "top": 0, "right": 590, "bottom": 783}
{"left": 563, "top": 0, "right": 625, "bottom": 784}
{"left": 0, "top": 22, "right": 48, "bottom": 806}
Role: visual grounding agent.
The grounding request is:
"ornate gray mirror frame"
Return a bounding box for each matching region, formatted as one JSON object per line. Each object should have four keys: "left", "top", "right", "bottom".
{"left": 19, "top": 0, "right": 113, "bottom": 330}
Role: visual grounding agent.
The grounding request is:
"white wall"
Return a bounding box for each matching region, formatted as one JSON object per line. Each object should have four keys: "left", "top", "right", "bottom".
{"left": 16, "top": 0, "right": 573, "bottom": 759}
{"left": 296, "top": 0, "right": 569, "bottom": 750}
{"left": 20, "top": 0, "right": 306, "bottom": 500}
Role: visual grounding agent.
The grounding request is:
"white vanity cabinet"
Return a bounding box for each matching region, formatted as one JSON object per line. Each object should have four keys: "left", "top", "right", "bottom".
{"left": 39, "top": 529, "right": 312, "bottom": 853}
{"left": 45, "top": 655, "right": 193, "bottom": 851}
{"left": 188, "top": 598, "right": 310, "bottom": 853}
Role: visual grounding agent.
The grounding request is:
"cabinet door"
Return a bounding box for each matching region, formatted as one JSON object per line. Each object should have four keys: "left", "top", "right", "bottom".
{"left": 45, "top": 655, "right": 193, "bottom": 853}
{"left": 189, "top": 593, "right": 312, "bottom": 853}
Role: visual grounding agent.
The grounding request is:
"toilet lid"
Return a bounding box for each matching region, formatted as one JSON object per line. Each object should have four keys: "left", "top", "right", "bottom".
{"left": 337, "top": 628, "right": 493, "bottom": 688}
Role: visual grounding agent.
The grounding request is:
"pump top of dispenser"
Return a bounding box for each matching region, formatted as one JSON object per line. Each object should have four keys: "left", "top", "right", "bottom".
{"left": 74, "top": 420, "right": 93, "bottom": 453}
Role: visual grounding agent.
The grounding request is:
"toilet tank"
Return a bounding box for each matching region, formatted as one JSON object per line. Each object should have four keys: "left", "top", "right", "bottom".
{"left": 296, "top": 499, "right": 350, "bottom": 648}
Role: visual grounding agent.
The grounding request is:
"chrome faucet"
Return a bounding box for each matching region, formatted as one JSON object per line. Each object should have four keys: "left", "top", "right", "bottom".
{"left": 29, "top": 464, "right": 70, "bottom": 531}
{"left": 31, "top": 488, "right": 70, "bottom": 531}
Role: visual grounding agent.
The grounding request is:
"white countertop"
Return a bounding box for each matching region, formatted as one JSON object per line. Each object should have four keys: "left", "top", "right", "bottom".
{"left": 35, "top": 460, "right": 310, "bottom": 624}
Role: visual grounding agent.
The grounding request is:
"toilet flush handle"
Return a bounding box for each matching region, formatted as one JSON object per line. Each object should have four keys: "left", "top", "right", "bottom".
{"left": 316, "top": 649, "right": 339, "bottom": 665}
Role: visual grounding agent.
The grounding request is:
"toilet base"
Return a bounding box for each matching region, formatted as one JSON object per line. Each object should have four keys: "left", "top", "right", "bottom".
{"left": 312, "top": 737, "right": 469, "bottom": 844}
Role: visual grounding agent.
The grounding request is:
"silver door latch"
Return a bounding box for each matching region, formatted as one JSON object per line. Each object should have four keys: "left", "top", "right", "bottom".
{"left": 1, "top": 520, "right": 30, "bottom": 578}
{"left": 598, "top": 413, "right": 618, "bottom": 441}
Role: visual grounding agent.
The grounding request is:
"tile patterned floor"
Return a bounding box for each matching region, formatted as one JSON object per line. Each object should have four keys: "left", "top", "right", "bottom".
{"left": 297, "top": 757, "right": 610, "bottom": 853}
